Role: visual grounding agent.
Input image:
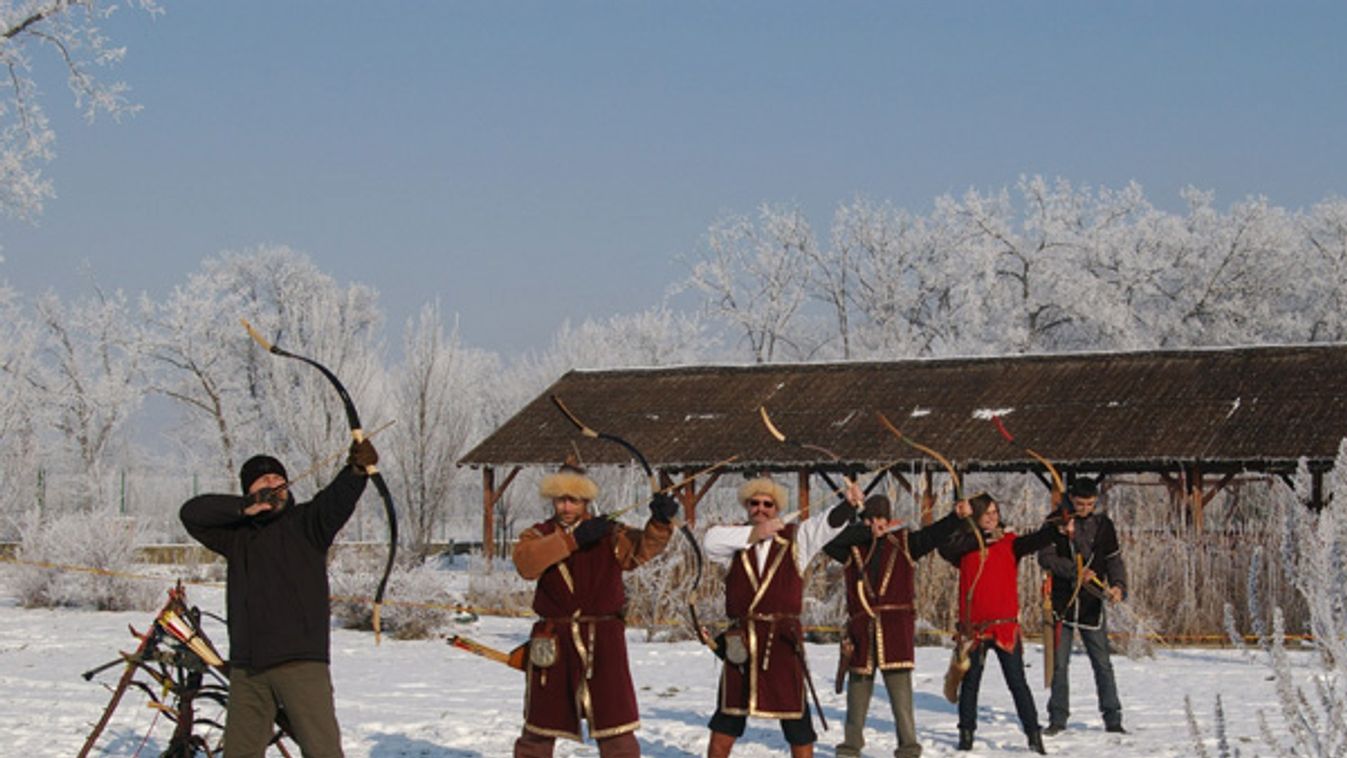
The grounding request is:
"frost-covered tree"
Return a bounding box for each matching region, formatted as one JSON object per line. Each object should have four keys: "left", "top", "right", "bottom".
{"left": 143, "top": 246, "right": 384, "bottom": 484}
{"left": 0, "top": 1, "right": 164, "bottom": 222}
{"left": 0, "top": 280, "right": 40, "bottom": 519}
{"left": 387, "top": 301, "right": 500, "bottom": 555}
{"left": 692, "top": 179, "right": 1347, "bottom": 362}
{"left": 29, "top": 283, "right": 142, "bottom": 510}
{"left": 1299, "top": 197, "right": 1347, "bottom": 343}
{"left": 684, "top": 205, "right": 813, "bottom": 363}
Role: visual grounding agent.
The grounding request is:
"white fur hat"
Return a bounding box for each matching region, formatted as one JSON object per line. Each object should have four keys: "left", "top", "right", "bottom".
{"left": 737, "top": 477, "right": 788, "bottom": 508}
{"left": 539, "top": 463, "right": 599, "bottom": 502}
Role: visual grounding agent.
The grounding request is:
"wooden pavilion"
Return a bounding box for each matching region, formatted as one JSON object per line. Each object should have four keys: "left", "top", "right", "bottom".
{"left": 458, "top": 343, "right": 1347, "bottom": 558}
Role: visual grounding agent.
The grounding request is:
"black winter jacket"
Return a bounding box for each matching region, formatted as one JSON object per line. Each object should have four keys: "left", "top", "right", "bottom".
{"left": 1036, "top": 511, "right": 1126, "bottom": 629}
{"left": 180, "top": 468, "right": 366, "bottom": 671}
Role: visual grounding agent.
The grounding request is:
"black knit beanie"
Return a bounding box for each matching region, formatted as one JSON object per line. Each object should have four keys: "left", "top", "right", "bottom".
{"left": 239, "top": 455, "right": 287, "bottom": 494}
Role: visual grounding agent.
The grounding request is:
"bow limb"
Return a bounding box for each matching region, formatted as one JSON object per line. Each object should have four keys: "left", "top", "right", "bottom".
{"left": 548, "top": 394, "right": 708, "bottom": 648}
{"left": 990, "top": 415, "right": 1066, "bottom": 506}
{"left": 243, "top": 318, "right": 399, "bottom": 645}
{"left": 874, "top": 411, "right": 985, "bottom": 627}
{"left": 874, "top": 411, "right": 962, "bottom": 499}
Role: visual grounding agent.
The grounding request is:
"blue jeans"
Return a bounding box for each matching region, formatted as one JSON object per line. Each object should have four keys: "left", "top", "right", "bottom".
{"left": 957, "top": 641, "right": 1040, "bottom": 735}
{"left": 1047, "top": 623, "right": 1122, "bottom": 728}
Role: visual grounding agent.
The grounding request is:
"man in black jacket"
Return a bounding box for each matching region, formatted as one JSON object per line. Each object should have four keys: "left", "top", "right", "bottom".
{"left": 1037, "top": 477, "right": 1127, "bottom": 736}
{"left": 180, "top": 440, "right": 377, "bottom": 758}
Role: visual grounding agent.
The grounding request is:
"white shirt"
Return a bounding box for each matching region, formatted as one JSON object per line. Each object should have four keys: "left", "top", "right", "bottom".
{"left": 703, "top": 509, "right": 848, "bottom": 574}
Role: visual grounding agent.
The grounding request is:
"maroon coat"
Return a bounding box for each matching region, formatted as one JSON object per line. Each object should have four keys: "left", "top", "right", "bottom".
{"left": 513, "top": 516, "right": 671, "bottom": 741}
{"left": 842, "top": 532, "right": 917, "bottom": 672}
{"left": 719, "top": 524, "right": 807, "bottom": 719}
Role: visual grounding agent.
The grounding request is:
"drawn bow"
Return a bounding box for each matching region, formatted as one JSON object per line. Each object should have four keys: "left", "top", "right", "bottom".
{"left": 549, "top": 395, "right": 709, "bottom": 648}
{"left": 243, "top": 319, "right": 399, "bottom": 644}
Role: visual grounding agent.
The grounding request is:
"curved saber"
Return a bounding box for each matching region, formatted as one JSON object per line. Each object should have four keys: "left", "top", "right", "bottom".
{"left": 243, "top": 318, "right": 399, "bottom": 644}
{"left": 548, "top": 394, "right": 711, "bottom": 651}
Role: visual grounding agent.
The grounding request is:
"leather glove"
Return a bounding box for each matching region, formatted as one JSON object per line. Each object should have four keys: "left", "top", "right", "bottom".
{"left": 348, "top": 438, "right": 379, "bottom": 472}
{"left": 572, "top": 517, "right": 613, "bottom": 549}
{"left": 649, "top": 493, "right": 680, "bottom": 523}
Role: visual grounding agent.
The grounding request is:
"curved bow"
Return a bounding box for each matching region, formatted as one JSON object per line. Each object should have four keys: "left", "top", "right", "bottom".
{"left": 243, "top": 319, "right": 398, "bottom": 644}
{"left": 990, "top": 414, "right": 1066, "bottom": 505}
{"left": 548, "top": 395, "right": 710, "bottom": 649}
{"left": 874, "top": 411, "right": 985, "bottom": 633}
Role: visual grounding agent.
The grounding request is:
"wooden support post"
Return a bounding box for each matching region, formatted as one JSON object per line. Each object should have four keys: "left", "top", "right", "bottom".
{"left": 482, "top": 465, "right": 521, "bottom": 563}
{"left": 798, "top": 470, "right": 811, "bottom": 522}
{"left": 1189, "top": 463, "right": 1204, "bottom": 533}
{"left": 482, "top": 467, "right": 495, "bottom": 562}
{"left": 920, "top": 469, "right": 934, "bottom": 526}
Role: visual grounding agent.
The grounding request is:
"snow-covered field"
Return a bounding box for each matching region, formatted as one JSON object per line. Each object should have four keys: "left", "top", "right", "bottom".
{"left": 0, "top": 578, "right": 1306, "bottom": 757}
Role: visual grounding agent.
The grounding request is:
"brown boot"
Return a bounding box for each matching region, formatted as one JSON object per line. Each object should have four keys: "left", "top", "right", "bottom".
{"left": 513, "top": 730, "right": 555, "bottom": 758}
{"left": 597, "top": 732, "right": 640, "bottom": 758}
{"left": 707, "top": 730, "right": 736, "bottom": 758}
{"left": 789, "top": 744, "right": 814, "bottom": 758}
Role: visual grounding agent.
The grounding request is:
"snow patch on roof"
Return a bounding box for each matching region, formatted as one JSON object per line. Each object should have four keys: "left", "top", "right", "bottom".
{"left": 909, "top": 407, "right": 931, "bottom": 417}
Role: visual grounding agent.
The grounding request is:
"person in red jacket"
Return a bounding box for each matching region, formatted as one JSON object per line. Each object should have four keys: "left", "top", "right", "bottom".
{"left": 938, "top": 493, "right": 1066, "bottom": 755}
{"left": 510, "top": 459, "right": 677, "bottom": 758}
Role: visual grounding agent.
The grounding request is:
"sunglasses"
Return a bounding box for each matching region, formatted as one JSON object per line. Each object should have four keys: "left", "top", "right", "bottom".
{"left": 747, "top": 498, "right": 776, "bottom": 508}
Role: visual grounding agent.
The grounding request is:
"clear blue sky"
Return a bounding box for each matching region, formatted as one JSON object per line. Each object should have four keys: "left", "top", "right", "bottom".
{"left": 2, "top": 1, "right": 1344, "bottom": 353}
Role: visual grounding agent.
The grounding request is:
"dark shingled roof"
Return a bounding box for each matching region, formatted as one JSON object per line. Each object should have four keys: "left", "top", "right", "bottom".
{"left": 459, "top": 343, "right": 1347, "bottom": 477}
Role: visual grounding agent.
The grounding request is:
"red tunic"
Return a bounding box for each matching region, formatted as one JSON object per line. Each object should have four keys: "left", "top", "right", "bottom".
{"left": 719, "top": 524, "right": 807, "bottom": 719}
{"left": 843, "top": 531, "right": 917, "bottom": 672}
{"left": 519, "top": 519, "right": 662, "bottom": 741}
{"left": 956, "top": 533, "right": 1023, "bottom": 652}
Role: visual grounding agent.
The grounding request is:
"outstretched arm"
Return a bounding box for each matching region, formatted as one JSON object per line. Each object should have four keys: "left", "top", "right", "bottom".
{"left": 513, "top": 525, "right": 578, "bottom": 581}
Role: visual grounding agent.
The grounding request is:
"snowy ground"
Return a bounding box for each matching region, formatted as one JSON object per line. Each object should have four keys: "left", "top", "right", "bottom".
{"left": 0, "top": 576, "right": 1307, "bottom": 757}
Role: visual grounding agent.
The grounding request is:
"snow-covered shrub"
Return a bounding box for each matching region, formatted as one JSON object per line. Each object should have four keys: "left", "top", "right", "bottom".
{"left": 11, "top": 508, "right": 157, "bottom": 611}
{"left": 329, "top": 550, "right": 461, "bottom": 640}
{"left": 1190, "top": 447, "right": 1347, "bottom": 757}
{"left": 464, "top": 554, "right": 533, "bottom": 617}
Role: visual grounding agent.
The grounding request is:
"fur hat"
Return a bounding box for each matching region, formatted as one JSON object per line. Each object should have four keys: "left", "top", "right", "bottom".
{"left": 539, "top": 459, "right": 599, "bottom": 502}
{"left": 1068, "top": 477, "right": 1099, "bottom": 498}
{"left": 862, "top": 494, "right": 891, "bottom": 521}
{"left": 737, "top": 477, "right": 788, "bottom": 508}
{"left": 239, "top": 455, "right": 287, "bottom": 494}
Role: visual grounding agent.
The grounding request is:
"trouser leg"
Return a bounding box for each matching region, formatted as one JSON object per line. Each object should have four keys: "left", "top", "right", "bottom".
{"left": 706, "top": 729, "right": 737, "bottom": 758}
{"left": 835, "top": 672, "right": 874, "bottom": 757}
{"left": 882, "top": 668, "right": 921, "bottom": 758}
{"left": 1081, "top": 624, "right": 1123, "bottom": 727}
{"left": 1047, "top": 623, "right": 1074, "bottom": 727}
{"left": 223, "top": 667, "right": 278, "bottom": 758}
{"left": 957, "top": 644, "right": 987, "bottom": 732}
{"left": 268, "top": 661, "right": 344, "bottom": 758}
{"left": 597, "top": 731, "right": 640, "bottom": 758}
{"left": 994, "top": 643, "right": 1041, "bottom": 735}
{"left": 513, "top": 730, "right": 555, "bottom": 758}
{"left": 780, "top": 706, "right": 817, "bottom": 746}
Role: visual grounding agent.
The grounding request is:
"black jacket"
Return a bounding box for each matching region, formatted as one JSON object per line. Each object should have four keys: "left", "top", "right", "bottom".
{"left": 824, "top": 510, "right": 963, "bottom": 567}
{"left": 1036, "top": 511, "right": 1126, "bottom": 629}
{"left": 180, "top": 467, "right": 366, "bottom": 671}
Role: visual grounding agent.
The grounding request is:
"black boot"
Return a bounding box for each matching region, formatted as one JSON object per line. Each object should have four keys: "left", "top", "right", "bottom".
{"left": 957, "top": 728, "right": 974, "bottom": 751}
{"left": 1027, "top": 730, "right": 1047, "bottom": 755}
